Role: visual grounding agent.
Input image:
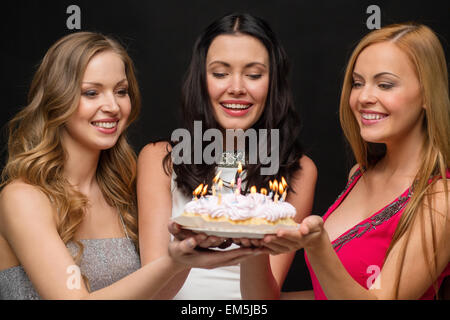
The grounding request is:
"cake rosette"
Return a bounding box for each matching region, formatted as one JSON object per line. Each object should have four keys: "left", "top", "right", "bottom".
{"left": 173, "top": 176, "right": 299, "bottom": 238}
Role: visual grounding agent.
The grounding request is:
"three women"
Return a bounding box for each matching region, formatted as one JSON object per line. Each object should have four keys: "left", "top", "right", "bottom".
{"left": 1, "top": 15, "right": 448, "bottom": 300}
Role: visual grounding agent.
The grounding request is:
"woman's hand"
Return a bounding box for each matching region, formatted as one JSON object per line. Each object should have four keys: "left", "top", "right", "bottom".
{"left": 168, "top": 220, "right": 233, "bottom": 249}
{"left": 232, "top": 238, "right": 264, "bottom": 248}
{"left": 168, "top": 236, "right": 263, "bottom": 269}
{"left": 261, "top": 215, "right": 327, "bottom": 255}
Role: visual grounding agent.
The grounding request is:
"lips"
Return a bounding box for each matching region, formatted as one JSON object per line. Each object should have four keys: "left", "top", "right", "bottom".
{"left": 220, "top": 100, "right": 253, "bottom": 117}
{"left": 360, "top": 111, "right": 389, "bottom": 125}
{"left": 91, "top": 118, "right": 119, "bottom": 133}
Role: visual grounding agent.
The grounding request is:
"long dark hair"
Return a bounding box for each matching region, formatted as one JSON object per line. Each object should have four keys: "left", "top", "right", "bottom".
{"left": 163, "top": 12, "right": 304, "bottom": 197}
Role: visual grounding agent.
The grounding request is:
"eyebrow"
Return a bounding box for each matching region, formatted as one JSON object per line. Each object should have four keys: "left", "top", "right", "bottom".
{"left": 207, "top": 60, "right": 267, "bottom": 69}
{"left": 82, "top": 78, "right": 128, "bottom": 86}
{"left": 353, "top": 71, "right": 400, "bottom": 79}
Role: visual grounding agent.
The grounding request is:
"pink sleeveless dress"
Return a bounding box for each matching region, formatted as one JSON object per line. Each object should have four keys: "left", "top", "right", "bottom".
{"left": 305, "top": 167, "right": 450, "bottom": 300}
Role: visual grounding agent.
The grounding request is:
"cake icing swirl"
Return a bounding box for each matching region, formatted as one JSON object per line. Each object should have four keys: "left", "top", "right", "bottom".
{"left": 184, "top": 193, "right": 296, "bottom": 222}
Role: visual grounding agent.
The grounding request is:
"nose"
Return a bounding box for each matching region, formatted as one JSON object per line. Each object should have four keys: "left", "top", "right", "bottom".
{"left": 100, "top": 92, "right": 120, "bottom": 114}
{"left": 227, "top": 75, "right": 247, "bottom": 95}
{"left": 358, "top": 85, "right": 377, "bottom": 105}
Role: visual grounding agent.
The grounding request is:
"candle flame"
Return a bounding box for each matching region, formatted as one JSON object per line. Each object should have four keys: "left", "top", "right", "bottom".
{"left": 269, "top": 180, "right": 273, "bottom": 190}
{"left": 230, "top": 178, "right": 235, "bottom": 188}
{"left": 193, "top": 184, "right": 203, "bottom": 196}
{"left": 201, "top": 184, "right": 208, "bottom": 196}
{"left": 213, "top": 170, "right": 222, "bottom": 184}
{"left": 218, "top": 179, "right": 223, "bottom": 190}
{"left": 260, "top": 188, "right": 268, "bottom": 195}
{"left": 278, "top": 183, "right": 284, "bottom": 194}
{"left": 237, "top": 161, "right": 243, "bottom": 174}
{"left": 281, "top": 176, "right": 288, "bottom": 189}
{"left": 250, "top": 186, "right": 257, "bottom": 194}
{"left": 273, "top": 180, "right": 279, "bottom": 192}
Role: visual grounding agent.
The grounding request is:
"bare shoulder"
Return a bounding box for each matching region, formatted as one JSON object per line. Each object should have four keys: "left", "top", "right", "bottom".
{"left": 0, "top": 180, "right": 55, "bottom": 233}
{"left": 137, "top": 141, "right": 172, "bottom": 175}
{"left": 348, "top": 163, "right": 360, "bottom": 180}
{"left": 0, "top": 180, "right": 51, "bottom": 209}
{"left": 290, "top": 155, "right": 318, "bottom": 192}
{"left": 138, "top": 141, "right": 172, "bottom": 162}
{"left": 297, "top": 155, "right": 318, "bottom": 182}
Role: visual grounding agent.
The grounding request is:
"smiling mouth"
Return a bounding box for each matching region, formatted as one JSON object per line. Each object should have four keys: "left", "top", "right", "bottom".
{"left": 91, "top": 121, "right": 119, "bottom": 129}
{"left": 361, "top": 113, "right": 388, "bottom": 120}
{"left": 220, "top": 103, "right": 253, "bottom": 110}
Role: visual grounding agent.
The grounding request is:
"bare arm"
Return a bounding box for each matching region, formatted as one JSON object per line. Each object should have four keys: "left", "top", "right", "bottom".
{"left": 240, "top": 155, "right": 318, "bottom": 299}
{"left": 137, "top": 142, "right": 189, "bottom": 299}
{"left": 0, "top": 181, "right": 257, "bottom": 299}
{"left": 0, "top": 182, "right": 185, "bottom": 299}
{"left": 262, "top": 179, "right": 450, "bottom": 299}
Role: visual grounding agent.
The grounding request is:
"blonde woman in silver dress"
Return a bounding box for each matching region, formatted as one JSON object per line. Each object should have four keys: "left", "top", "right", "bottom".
{"left": 0, "top": 32, "right": 258, "bottom": 299}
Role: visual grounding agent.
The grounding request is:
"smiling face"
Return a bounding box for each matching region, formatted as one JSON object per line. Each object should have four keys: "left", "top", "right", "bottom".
{"left": 349, "top": 41, "right": 425, "bottom": 145}
{"left": 63, "top": 50, "right": 131, "bottom": 152}
{"left": 206, "top": 34, "right": 270, "bottom": 130}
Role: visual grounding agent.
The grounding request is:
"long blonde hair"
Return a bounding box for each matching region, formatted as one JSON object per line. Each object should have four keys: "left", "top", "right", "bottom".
{"left": 1, "top": 32, "right": 141, "bottom": 266}
{"left": 339, "top": 23, "right": 450, "bottom": 298}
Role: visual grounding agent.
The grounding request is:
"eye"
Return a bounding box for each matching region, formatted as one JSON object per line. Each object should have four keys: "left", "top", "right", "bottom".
{"left": 247, "top": 74, "right": 262, "bottom": 80}
{"left": 378, "top": 83, "right": 394, "bottom": 90}
{"left": 82, "top": 90, "right": 98, "bottom": 97}
{"left": 212, "top": 72, "right": 227, "bottom": 79}
{"left": 116, "top": 88, "right": 129, "bottom": 96}
{"left": 351, "top": 80, "right": 363, "bottom": 88}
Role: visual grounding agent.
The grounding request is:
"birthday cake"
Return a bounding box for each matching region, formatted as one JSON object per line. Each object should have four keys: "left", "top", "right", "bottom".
{"left": 173, "top": 177, "right": 298, "bottom": 238}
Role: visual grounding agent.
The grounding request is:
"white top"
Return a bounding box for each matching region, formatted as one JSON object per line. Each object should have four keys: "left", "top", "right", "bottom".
{"left": 171, "top": 166, "right": 243, "bottom": 300}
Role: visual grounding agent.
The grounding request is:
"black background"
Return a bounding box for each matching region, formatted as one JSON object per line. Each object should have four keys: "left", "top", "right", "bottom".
{"left": 1, "top": 0, "right": 449, "bottom": 293}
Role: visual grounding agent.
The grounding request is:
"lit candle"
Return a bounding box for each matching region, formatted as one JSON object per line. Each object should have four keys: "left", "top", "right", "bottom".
{"left": 268, "top": 181, "right": 273, "bottom": 198}
{"left": 193, "top": 184, "right": 203, "bottom": 201}
{"left": 217, "top": 179, "right": 223, "bottom": 204}
{"left": 273, "top": 180, "right": 279, "bottom": 199}
{"left": 212, "top": 170, "right": 222, "bottom": 197}
{"left": 272, "top": 179, "right": 279, "bottom": 202}
{"left": 201, "top": 184, "right": 208, "bottom": 198}
{"left": 230, "top": 177, "right": 235, "bottom": 193}
{"left": 235, "top": 162, "right": 243, "bottom": 195}
{"left": 260, "top": 188, "right": 268, "bottom": 196}
{"left": 281, "top": 176, "right": 288, "bottom": 201}
{"left": 250, "top": 186, "right": 257, "bottom": 194}
{"left": 278, "top": 183, "right": 284, "bottom": 202}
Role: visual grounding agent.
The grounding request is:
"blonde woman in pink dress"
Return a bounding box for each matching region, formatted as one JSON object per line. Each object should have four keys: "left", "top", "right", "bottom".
{"left": 241, "top": 23, "right": 450, "bottom": 300}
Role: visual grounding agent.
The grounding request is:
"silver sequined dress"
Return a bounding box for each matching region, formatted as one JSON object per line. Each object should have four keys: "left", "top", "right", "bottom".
{"left": 0, "top": 221, "right": 140, "bottom": 299}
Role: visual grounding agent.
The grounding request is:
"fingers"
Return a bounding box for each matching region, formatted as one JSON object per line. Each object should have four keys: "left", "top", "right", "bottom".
{"left": 259, "top": 229, "right": 305, "bottom": 255}
{"left": 276, "top": 228, "right": 303, "bottom": 241}
{"left": 301, "top": 215, "right": 324, "bottom": 234}
{"left": 262, "top": 236, "right": 299, "bottom": 255}
{"left": 177, "top": 237, "right": 197, "bottom": 254}
{"left": 168, "top": 221, "right": 201, "bottom": 241}
{"left": 204, "top": 248, "right": 261, "bottom": 268}
{"left": 196, "top": 235, "right": 226, "bottom": 249}
{"left": 168, "top": 220, "right": 181, "bottom": 235}
{"left": 233, "top": 238, "right": 264, "bottom": 248}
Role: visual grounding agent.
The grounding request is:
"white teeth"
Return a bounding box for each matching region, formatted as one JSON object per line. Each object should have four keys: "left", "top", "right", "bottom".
{"left": 92, "top": 121, "right": 117, "bottom": 128}
{"left": 361, "top": 113, "right": 387, "bottom": 120}
{"left": 222, "top": 103, "right": 251, "bottom": 110}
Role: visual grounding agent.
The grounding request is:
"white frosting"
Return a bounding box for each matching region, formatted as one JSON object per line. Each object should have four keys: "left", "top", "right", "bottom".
{"left": 184, "top": 193, "right": 296, "bottom": 222}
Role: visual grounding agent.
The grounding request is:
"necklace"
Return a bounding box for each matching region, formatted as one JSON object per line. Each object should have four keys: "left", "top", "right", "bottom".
{"left": 218, "top": 151, "right": 246, "bottom": 168}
